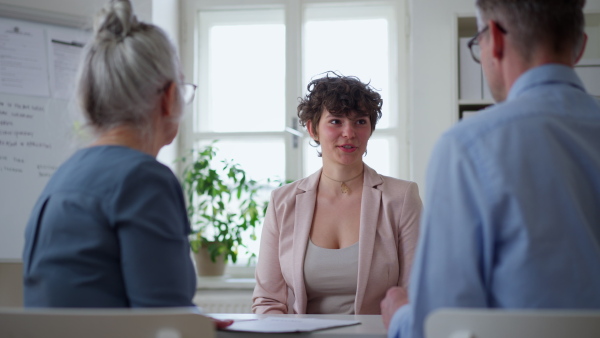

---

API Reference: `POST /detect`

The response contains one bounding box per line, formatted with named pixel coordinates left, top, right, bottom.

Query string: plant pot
left=193, top=247, right=226, bottom=277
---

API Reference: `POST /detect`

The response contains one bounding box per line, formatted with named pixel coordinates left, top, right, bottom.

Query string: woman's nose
left=342, top=123, right=356, bottom=138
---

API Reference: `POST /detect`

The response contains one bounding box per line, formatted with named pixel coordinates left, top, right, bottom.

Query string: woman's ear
left=161, top=81, right=178, bottom=118
left=306, top=120, right=318, bottom=141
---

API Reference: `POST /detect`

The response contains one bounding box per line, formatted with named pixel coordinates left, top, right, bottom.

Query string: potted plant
left=180, top=142, right=271, bottom=276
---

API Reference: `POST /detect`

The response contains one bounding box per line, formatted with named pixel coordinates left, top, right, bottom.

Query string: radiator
left=194, top=290, right=253, bottom=314
left=196, top=301, right=253, bottom=314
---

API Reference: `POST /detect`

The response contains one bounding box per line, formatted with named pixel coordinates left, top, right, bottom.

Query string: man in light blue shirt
left=382, top=1, right=600, bottom=337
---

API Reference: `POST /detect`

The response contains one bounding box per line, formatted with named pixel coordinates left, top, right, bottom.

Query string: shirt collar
left=507, top=63, right=586, bottom=101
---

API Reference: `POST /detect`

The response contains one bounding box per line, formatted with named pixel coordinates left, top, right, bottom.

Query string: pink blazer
left=252, top=164, right=422, bottom=314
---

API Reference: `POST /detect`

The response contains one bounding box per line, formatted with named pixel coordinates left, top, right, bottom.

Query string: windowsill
left=196, top=264, right=256, bottom=290
left=196, top=276, right=256, bottom=290
left=224, top=264, right=256, bottom=278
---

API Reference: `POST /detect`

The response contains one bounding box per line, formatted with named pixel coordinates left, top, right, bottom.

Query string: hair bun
left=94, top=0, right=139, bottom=40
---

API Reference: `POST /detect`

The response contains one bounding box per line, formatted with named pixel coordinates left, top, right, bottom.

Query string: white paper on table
left=224, top=317, right=361, bottom=333
left=0, top=20, right=50, bottom=97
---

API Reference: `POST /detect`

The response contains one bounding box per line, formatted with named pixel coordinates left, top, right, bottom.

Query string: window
left=194, top=9, right=286, bottom=182
left=180, top=0, right=408, bottom=265
left=302, top=4, right=398, bottom=176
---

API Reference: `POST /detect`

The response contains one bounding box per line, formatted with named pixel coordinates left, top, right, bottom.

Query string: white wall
left=152, top=0, right=180, bottom=172
left=408, top=0, right=473, bottom=189
left=0, top=0, right=152, bottom=26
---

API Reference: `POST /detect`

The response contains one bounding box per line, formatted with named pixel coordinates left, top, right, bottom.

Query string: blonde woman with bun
left=23, top=0, right=200, bottom=309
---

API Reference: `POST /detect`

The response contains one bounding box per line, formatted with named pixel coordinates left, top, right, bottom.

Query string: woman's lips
left=338, top=145, right=357, bottom=153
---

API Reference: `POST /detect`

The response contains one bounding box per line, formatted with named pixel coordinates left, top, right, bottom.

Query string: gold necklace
left=322, top=170, right=364, bottom=194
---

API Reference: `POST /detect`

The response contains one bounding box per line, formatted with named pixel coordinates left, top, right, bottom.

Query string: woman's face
left=160, top=81, right=185, bottom=146
left=309, top=109, right=372, bottom=167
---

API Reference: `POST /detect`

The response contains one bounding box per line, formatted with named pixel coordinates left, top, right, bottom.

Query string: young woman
left=252, top=72, right=423, bottom=314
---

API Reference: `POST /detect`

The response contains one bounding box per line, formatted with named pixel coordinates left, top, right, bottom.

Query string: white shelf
left=459, top=100, right=494, bottom=105
left=576, top=58, right=600, bottom=66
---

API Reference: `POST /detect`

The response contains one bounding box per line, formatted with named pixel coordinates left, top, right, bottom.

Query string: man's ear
left=574, top=33, right=588, bottom=65
left=306, top=120, right=318, bottom=141
left=489, top=20, right=505, bottom=61
left=161, top=81, right=177, bottom=117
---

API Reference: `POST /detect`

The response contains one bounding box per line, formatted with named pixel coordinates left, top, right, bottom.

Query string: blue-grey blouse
left=23, top=146, right=196, bottom=308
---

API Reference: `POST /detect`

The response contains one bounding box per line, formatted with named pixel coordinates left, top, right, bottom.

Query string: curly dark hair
left=297, top=72, right=383, bottom=144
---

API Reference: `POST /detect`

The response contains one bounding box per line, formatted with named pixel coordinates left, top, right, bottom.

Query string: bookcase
left=575, top=13, right=600, bottom=98
left=456, top=12, right=600, bottom=121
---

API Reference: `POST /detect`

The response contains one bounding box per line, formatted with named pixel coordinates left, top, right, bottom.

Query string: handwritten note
left=0, top=94, right=76, bottom=259
left=0, top=99, right=52, bottom=164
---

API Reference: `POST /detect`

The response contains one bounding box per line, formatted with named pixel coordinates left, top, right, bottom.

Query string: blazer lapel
left=291, top=169, right=321, bottom=313
left=355, top=164, right=383, bottom=312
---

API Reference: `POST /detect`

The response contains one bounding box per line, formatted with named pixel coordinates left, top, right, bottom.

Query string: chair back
left=0, top=261, right=23, bottom=307
left=0, top=307, right=215, bottom=338
left=426, top=308, right=600, bottom=338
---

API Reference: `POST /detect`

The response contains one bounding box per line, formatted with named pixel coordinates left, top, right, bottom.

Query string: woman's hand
left=211, top=317, right=234, bottom=330
left=380, top=286, right=409, bottom=329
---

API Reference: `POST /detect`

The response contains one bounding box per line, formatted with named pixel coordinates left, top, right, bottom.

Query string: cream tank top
left=303, top=239, right=359, bottom=314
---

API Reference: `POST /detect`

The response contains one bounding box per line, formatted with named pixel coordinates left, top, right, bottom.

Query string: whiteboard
left=0, top=17, right=89, bottom=260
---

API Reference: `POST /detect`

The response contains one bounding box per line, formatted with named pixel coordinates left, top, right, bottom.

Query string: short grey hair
left=476, top=0, right=586, bottom=61
left=77, top=0, right=182, bottom=134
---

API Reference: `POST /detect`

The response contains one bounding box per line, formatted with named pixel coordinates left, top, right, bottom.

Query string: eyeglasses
left=157, top=82, right=198, bottom=105
left=182, top=83, right=198, bottom=105
left=467, top=22, right=507, bottom=63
